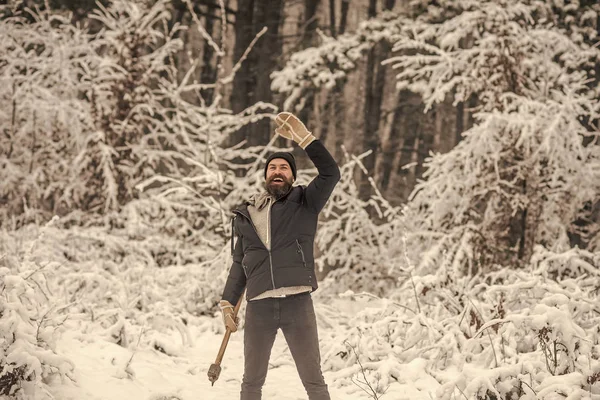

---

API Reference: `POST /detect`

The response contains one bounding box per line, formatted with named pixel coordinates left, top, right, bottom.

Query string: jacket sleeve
left=303, top=140, right=341, bottom=213
left=221, top=219, right=246, bottom=305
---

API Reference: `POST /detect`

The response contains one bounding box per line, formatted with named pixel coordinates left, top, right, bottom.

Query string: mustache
left=268, top=175, right=288, bottom=182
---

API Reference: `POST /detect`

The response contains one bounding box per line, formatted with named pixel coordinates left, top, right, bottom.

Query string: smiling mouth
left=272, top=178, right=284, bottom=183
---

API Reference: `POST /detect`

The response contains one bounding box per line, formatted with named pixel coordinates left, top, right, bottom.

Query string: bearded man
left=219, top=112, right=340, bottom=400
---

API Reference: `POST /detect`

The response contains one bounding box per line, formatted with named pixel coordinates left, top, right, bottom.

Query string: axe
left=207, top=292, right=244, bottom=386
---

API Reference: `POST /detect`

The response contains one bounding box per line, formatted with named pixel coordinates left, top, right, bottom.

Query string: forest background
left=1, top=0, right=600, bottom=399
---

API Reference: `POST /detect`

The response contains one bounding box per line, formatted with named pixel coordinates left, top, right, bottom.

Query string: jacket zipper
left=233, top=209, right=276, bottom=290
left=296, top=239, right=307, bottom=268
left=267, top=201, right=276, bottom=289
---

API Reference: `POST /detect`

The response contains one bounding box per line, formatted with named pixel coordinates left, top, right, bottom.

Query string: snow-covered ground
left=53, top=325, right=313, bottom=400
left=45, top=299, right=431, bottom=400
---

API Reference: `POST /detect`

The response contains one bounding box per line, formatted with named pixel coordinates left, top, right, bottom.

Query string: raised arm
left=303, top=140, right=340, bottom=213
left=274, top=112, right=341, bottom=213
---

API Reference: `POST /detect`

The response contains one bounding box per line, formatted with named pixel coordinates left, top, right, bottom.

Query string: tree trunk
left=230, top=0, right=254, bottom=145
left=455, top=100, right=464, bottom=143
left=359, top=0, right=394, bottom=201
left=339, top=0, right=349, bottom=34
left=303, top=0, right=320, bottom=45
left=295, top=0, right=321, bottom=144
left=375, top=95, right=402, bottom=193
left=230, top=0, right=283, bottom=147
left=200, top=12, right=216, bottom=104
left=386, top=91, right=423, bottom=202
left=329, top=0, right=336, bottom=37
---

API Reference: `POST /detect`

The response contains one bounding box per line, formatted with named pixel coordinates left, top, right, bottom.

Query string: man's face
left=265, top=158, right=294, bottom=198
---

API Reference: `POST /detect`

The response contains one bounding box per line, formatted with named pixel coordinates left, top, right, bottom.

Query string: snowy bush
left=0, top=218, right=74, bottom=399
left=321, top=246, right=600, bottom=399
left=314, top=147, right=406, bottom=297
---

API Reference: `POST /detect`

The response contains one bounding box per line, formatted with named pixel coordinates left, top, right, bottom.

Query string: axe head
left=207, top=363, right=221, bottom=386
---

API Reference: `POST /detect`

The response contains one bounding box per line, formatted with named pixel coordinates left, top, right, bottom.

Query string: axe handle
left=214, top=291, right=245, bottom=365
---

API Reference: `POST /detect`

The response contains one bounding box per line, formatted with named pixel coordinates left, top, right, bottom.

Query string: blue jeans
left=240, top=292, right=330, bottom=400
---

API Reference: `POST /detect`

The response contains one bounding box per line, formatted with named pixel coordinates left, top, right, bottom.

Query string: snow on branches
left=0, top=218, right=74, bottom=399
left=407, top=90, right=600, bottom=271
left=81, top=0, right=275, bottom=216
left=396, top=0, right=600, bottom=270
left=271, top=11, right=402, bottom=111
left=0, top=6, right=95, bottom=227
left=384, top=0, right=600, bottom=112
left=320, top=247, right=600, bottom=399
left=0, top=0, right=277, bottom=227
left=313, top=147, right=407, bottom=297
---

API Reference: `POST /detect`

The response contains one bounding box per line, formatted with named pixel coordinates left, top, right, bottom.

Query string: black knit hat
left=264, top=152, right=297, bottom=180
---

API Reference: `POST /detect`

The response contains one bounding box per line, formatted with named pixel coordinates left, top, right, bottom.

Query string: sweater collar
left=248, top=191, right=275, bottom=211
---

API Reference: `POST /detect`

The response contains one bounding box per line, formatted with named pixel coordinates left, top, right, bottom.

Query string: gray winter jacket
left=221, top=140, right=340, bottom=305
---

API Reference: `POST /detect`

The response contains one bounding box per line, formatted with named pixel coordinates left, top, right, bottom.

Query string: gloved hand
left=219, top=300, right=238, bottom=332
left=274, top=112, right=316, bottom=150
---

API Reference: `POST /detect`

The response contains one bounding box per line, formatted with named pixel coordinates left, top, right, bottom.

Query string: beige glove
left=274, top=112, right=316, bottom=150
left=219, top=300, right=238, bottom=332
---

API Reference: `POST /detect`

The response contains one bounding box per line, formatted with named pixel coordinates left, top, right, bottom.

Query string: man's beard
left=265, top=176, right=293, bottom=199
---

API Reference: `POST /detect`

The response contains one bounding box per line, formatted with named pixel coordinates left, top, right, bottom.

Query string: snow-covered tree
left=0, top=5, right=95, bottom=227
left=0, top=0, right=276, bottom=226
left=392, top=0, right=600, bottom=271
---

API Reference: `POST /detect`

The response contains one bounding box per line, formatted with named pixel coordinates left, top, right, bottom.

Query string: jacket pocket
left=295, top=240, right=307, bottom=268
left=242, top=251, right=268, bottom=278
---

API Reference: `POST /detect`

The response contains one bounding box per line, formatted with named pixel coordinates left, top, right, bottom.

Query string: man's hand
left=219, top=300, right=238, bottom=332
left=274, top=112, right=316, bottom=149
